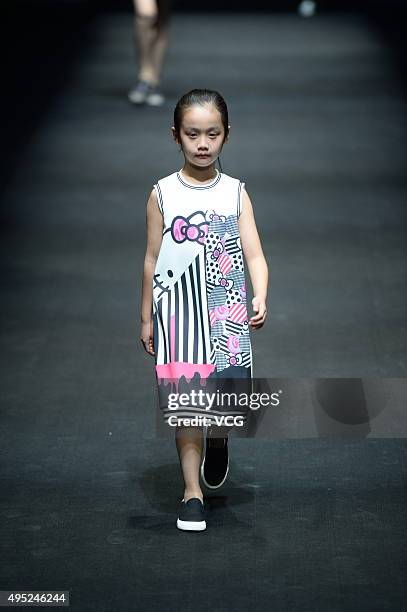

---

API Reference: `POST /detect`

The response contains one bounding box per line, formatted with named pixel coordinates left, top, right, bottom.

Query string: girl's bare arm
left=140, top=188, right=163, bottom=354
left=238, top=187, right=269, bottom=329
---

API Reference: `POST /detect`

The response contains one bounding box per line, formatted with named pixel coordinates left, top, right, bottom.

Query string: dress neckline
left=177, top=168, right=221, bottom=189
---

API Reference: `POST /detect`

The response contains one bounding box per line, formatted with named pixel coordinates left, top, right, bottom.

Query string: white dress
left=152, top=168, right=253, bottom=424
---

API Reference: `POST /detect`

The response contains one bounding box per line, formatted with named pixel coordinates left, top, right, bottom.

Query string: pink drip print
left=156, top=313, right=216, bottom=393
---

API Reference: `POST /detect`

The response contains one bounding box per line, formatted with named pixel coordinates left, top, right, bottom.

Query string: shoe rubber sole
left=145, top=95, right=165, bottom=106
left=176, top=518, right=206, bottom=531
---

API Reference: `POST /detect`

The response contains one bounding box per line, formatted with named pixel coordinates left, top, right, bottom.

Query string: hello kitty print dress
left=152, top=168, right=253, bottom=424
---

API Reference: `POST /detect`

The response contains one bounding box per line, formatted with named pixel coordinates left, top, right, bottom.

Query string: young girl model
left=140, top=89, right=268, bottom=531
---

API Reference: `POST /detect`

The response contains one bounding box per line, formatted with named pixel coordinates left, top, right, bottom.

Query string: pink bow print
left=171, top=214, right=209, bottom=245
left=208, top=210, right=226, bottom=223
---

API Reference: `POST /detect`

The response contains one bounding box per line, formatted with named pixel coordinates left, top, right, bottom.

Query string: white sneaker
left=146, top=85, right=165, bottom=106
left=128, top=80, right=151, bottom=104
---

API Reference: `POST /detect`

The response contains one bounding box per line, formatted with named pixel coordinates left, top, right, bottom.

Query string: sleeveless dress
left=152, top=168, right=254, bottom=427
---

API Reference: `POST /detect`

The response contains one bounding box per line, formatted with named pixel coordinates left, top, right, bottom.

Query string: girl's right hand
left=140, top=319, right=155, bottom=356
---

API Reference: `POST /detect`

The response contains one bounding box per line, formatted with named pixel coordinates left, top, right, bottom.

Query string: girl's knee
left=175, top=424, right=204, bottom=439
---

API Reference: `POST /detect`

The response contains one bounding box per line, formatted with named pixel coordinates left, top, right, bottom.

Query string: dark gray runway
left=1, top=10, right=407, bottom=612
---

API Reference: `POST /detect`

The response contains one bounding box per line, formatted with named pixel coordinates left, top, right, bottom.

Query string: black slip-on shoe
left=200, top=436, right=229, bottom=490
left=176, top=497, right=206, bottom=531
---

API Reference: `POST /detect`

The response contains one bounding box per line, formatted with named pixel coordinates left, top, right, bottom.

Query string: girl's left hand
left=249, top=296, right=267, bottom=330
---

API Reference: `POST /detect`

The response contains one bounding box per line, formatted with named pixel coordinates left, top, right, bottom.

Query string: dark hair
left=173, top=89, right=229, bottom=172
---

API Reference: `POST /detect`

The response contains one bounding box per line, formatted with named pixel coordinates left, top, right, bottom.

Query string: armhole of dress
left=153, top=183, right=164, bottom=217
left=237, top=181, right=245, bottom=219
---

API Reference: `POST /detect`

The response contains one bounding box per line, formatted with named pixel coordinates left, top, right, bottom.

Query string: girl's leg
left=132, top=0, right=159, bottom=85
left=175, top=425, right=204, bottom=503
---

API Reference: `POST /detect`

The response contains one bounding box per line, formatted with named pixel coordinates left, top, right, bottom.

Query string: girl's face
left=173, top=103, right=228, bottom=169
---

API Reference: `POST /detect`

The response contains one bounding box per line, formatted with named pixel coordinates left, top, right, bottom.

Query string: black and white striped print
left=153, top=249, right=212, bottom=366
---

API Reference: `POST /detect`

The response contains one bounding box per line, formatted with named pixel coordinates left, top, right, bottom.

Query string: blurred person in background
left=128, top=0, right=173, bottom=106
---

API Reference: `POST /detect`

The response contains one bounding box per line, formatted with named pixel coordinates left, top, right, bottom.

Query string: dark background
left=1, top=0, right=406, bottom=196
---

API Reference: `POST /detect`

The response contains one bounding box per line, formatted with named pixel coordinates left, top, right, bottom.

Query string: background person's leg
left=149, top=0, right=172, bottom=86
left=148, top=23, right=169, bottom=88
left=132, top=0, right=159, bottom=85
